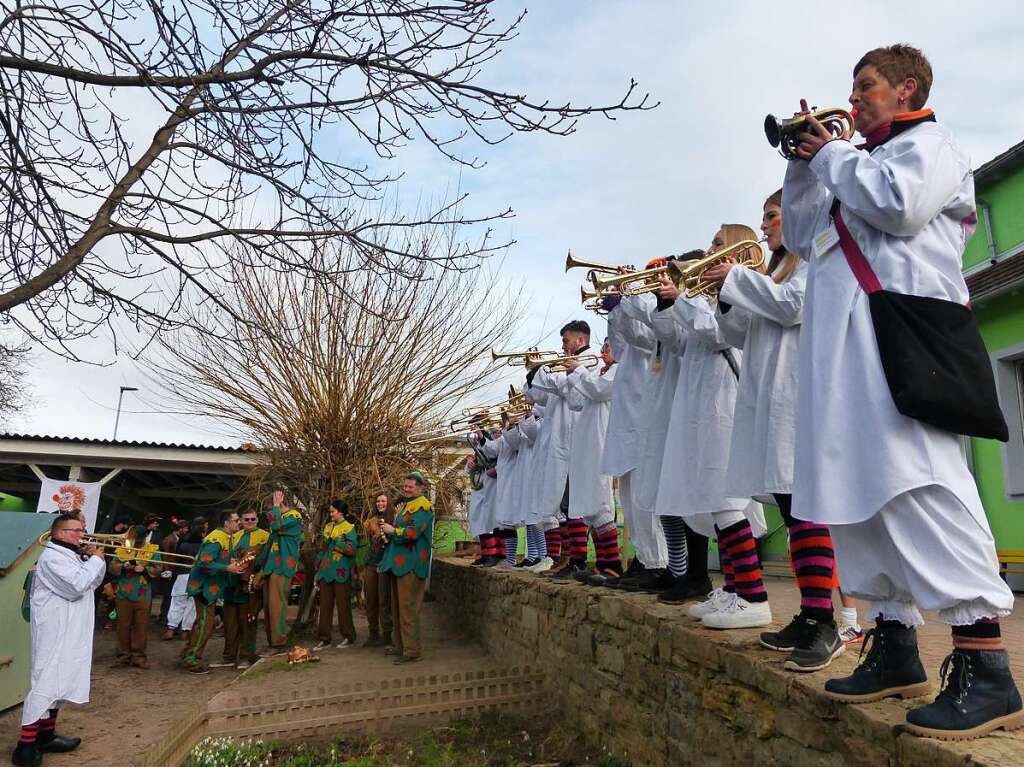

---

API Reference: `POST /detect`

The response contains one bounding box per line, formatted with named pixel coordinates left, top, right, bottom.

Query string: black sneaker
left=470, top=556, right=488, bottom=566
left=573, top=566, right=594, bottom=583
left=760, top=614, right=811, bottom=652
left=657, top=575, right=713, bottom=604
left=514, top=558, right=537, bottom=569
left=824, top=621, right=930, bottom=703
left=637, top=569, right=675, bottom=593
left=784, top=619, right=844, bottom=672
left=606, top=561, right=645, bottom=589
left=904, top=649, right=1024, bottom=740
left=479, top=555, right=503, bottom=568
left=586, top=568, right=622, bottom=587
left=550, top=564, right=586, bottom=584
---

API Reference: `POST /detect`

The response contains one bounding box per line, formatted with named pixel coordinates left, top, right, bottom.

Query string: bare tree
left=0, top=1, right=652, bottom=357
left=0, top=342, right=28, bottom=424
left=148, top=221, right=526, bottom=624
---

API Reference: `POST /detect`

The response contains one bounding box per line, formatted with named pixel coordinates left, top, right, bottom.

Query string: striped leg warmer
left=659, top=516, right=689, bottom=578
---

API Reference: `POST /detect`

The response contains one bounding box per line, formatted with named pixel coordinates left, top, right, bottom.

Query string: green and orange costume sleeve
left=185, top=528, right=234, bottom=602
left=262, top=506, right=303, bottom=578
left=315, top=521, right=358, bottom=584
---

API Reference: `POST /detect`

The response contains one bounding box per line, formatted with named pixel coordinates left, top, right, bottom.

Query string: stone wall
left=432, top=559, right=1009, bottom=767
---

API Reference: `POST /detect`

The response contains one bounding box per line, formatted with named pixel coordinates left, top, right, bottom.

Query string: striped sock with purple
left=592, top=523, right=622, bottom=573
left=720, top=519, right=767, bottom=603
left=566, top=518, right=589, bottom=564
left=545, top=527, right=561, bottom=560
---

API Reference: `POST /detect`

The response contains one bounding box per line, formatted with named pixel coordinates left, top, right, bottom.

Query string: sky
left=10, top=1, right=1024, bottom=446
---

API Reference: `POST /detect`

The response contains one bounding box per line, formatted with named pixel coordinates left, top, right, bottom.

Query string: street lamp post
left=113, top=386, right=138, bottom=441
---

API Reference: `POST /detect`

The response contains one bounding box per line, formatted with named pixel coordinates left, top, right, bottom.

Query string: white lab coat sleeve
left=519, top=415, right=539, bottom=443
left=568, top=365, right=616, bottom=402
left=610, top=300, right=657, bottom=351
left=650, top=306, right=685, bottom=355
left=530, top=366, right=571, bottom=398
left=36, top=551, right=106, bottom=601
left=715, top=303, right=750, bottom=349
left=504, top=427, right=523, bottom=451
left=670, top=296, right=731, bottom=350
left=782, top=158, right=829, bottom=261
left=719, top=260, right=807, bottom=327
left=808, top=129, right=965, bottom=237
left=480, top=436, right=501, bottom=460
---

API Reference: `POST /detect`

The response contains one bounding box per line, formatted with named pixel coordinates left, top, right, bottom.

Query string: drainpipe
left=977, top=198, right=998, bottom=264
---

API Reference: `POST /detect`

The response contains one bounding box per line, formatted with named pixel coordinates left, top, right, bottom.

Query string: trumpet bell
left=564, top=251, right=623, bottom=275
left=764, top=107, right=856, bottom=159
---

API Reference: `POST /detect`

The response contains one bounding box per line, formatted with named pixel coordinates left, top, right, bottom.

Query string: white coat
left=468, top=463, right=498, bottom=538
left=567, top=363, right=617, bottom=527
left=23, top=542, right=107, bottom=725
left=783, top=119, right=982, bottom=527
left=656, top=295, right=765, bottom=538
left=527, top=366, right=579, bottom=518
left=482, top=427, right=523, bottom=529
left=601, top=303, right=655, bottom=477
left=717, top=260, right=807, bottom=499
left=627, top=295, right=684, bottom=519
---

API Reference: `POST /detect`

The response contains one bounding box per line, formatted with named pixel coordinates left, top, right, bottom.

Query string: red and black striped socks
left=776, top=494, right=835, bottom=623
left=566, top=518, right=589, bottom=565
left=592, top=523, right=622, bottom=574
left=718, top=520, right=767, bottom=603
left=952, top=618, right=1005, bottom=652
left=18, top=723, right=38, bottom=746
left=544, top=527, right=562, bottom=561
left=18, top=709, right=57, bottom=746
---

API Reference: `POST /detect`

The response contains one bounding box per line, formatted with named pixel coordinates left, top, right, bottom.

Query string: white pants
left=620, top=472, right=667, bottom=568
left=166, top=574, right=197, bottom=631
left=830, top=485, right=1014, bottom=627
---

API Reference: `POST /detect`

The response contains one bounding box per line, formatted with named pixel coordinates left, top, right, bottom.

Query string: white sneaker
left=527, top=556, right=554, bottom=573
left=335, top=639, right=353, bottom=649
left=687, top=588, right=728, bottom=619
left=312, top=640, right=330, bottom=651
left=701, top=595, right=772, bottom=629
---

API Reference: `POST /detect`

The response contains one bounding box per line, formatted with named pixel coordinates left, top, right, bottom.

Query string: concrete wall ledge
left=432, top=558, right=1024, bottom=767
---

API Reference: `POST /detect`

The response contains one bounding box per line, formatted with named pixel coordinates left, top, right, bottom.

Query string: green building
left=963, top=139, right=1024, bottom=571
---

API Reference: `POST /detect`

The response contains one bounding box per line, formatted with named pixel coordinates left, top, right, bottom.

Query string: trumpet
left=530, top=353, right=601, bottom=373
left=564, top=251, right=631, bottom=275
left=461, top=386, right=525, bottom=416
left=764, top=107, right=857, bottom=159
left=589, top=240, right=765, bottom=299
left=491, top=348, right=561, bottom=366
left=580, top=286, right=609, bottom=315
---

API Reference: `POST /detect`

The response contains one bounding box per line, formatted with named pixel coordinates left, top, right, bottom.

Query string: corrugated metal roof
left=0, top=432, right=253, bottom=453
left=0, top=511, right=52, bottom=573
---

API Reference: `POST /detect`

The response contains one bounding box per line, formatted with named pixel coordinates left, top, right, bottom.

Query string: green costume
left=185, top=528, right=234, bottom=601
left=262, top=506, right=303, bottom=577
left=378, top=496, right=434, bottom=579
left=111, top=544, right=162, bottom=601
left=315, top=521, right=357, bottom=584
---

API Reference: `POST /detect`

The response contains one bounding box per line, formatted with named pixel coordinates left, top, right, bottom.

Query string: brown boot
left=162, top=628, right=175, bottom=641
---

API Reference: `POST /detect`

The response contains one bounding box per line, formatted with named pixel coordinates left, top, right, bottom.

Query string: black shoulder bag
left=833, top=205, right=1008, bottom=441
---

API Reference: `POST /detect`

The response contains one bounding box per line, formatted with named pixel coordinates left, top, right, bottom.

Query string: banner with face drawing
left=36, top=479, right=103, bottom=533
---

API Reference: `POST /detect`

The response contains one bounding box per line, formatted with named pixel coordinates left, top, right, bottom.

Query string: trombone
left=764, top=107, right=856, bottom=159
left=38, top=528, right=197, bottom=568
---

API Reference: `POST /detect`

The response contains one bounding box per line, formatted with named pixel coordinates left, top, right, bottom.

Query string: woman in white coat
left=14, top=514, right=106, bottom=766
left=783, top=44, right=1019, bottom=738
left=480, top=424, right=523, bottom=569
left=564, top=339, right=621, bottom=583
left=602, top=293, right=669, bottom=588
left=704, top=190, right=844, bottom=672
left=655, top=225, right=769, bottom=627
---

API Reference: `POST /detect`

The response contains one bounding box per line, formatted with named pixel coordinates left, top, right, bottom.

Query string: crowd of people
left=13, top=474, right=436, bottom=767
left=463, top=44, right=1021, bottom=743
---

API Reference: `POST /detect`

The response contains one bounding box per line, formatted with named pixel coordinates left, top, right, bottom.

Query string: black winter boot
left=823, top=621, right=930, bottom=703
left=606, top=559, right=643, bottom=589
left=35, top=733, right=81, bottom=753
left=904, top=649, right=1024, bottom=740
left=10, top=742, right=41, bottom=767
left=636, top=568, right=674, bottom=593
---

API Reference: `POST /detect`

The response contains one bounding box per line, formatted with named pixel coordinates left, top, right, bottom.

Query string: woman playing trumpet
left=655, top=224, right=769, bottom=625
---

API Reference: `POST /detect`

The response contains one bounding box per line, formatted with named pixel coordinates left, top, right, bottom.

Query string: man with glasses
left=213, top=511, right=268, bottom=670
left=13, top=513, right=106, bottom=767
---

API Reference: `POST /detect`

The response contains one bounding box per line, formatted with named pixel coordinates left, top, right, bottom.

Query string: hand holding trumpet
left=793, top=98, right=854, bottom=161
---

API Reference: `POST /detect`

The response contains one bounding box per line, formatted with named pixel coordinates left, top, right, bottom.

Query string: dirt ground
left=0, top=606, right=256, bottom=767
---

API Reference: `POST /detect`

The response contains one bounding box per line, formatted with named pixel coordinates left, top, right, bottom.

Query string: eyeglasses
left=64, top=527, right=86, bottom=533
left=242, top=517, right=257, bottom=522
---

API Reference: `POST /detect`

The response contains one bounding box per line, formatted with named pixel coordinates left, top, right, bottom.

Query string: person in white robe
left=704, top=189, right=847, bottom=672
left=479, top=425, right=523, bottom=569
left=563, top=339, right=621, bottom=583
left=516, top=406, right=553, bottom=572
left=521, top=399, right=563, bottom=566
left=14, top=514, right=106, bottom=766
left=602, top=293, right=669, bottom=586
left=654, top=226, right=769, bottom=629
left=783, top=44, right=1019, bottom=738
left=525, top=320, right=590, bottom=579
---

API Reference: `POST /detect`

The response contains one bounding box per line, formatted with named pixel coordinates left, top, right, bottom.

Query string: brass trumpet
left=530, top=354, right=601, bottom=373
left=490, top=348, right=561, bottom=366
left=461, top=386, right=525, bottom=416
left=764, top=107, right=856, bottom=159
left=564, top=251, right=630, bottom=275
